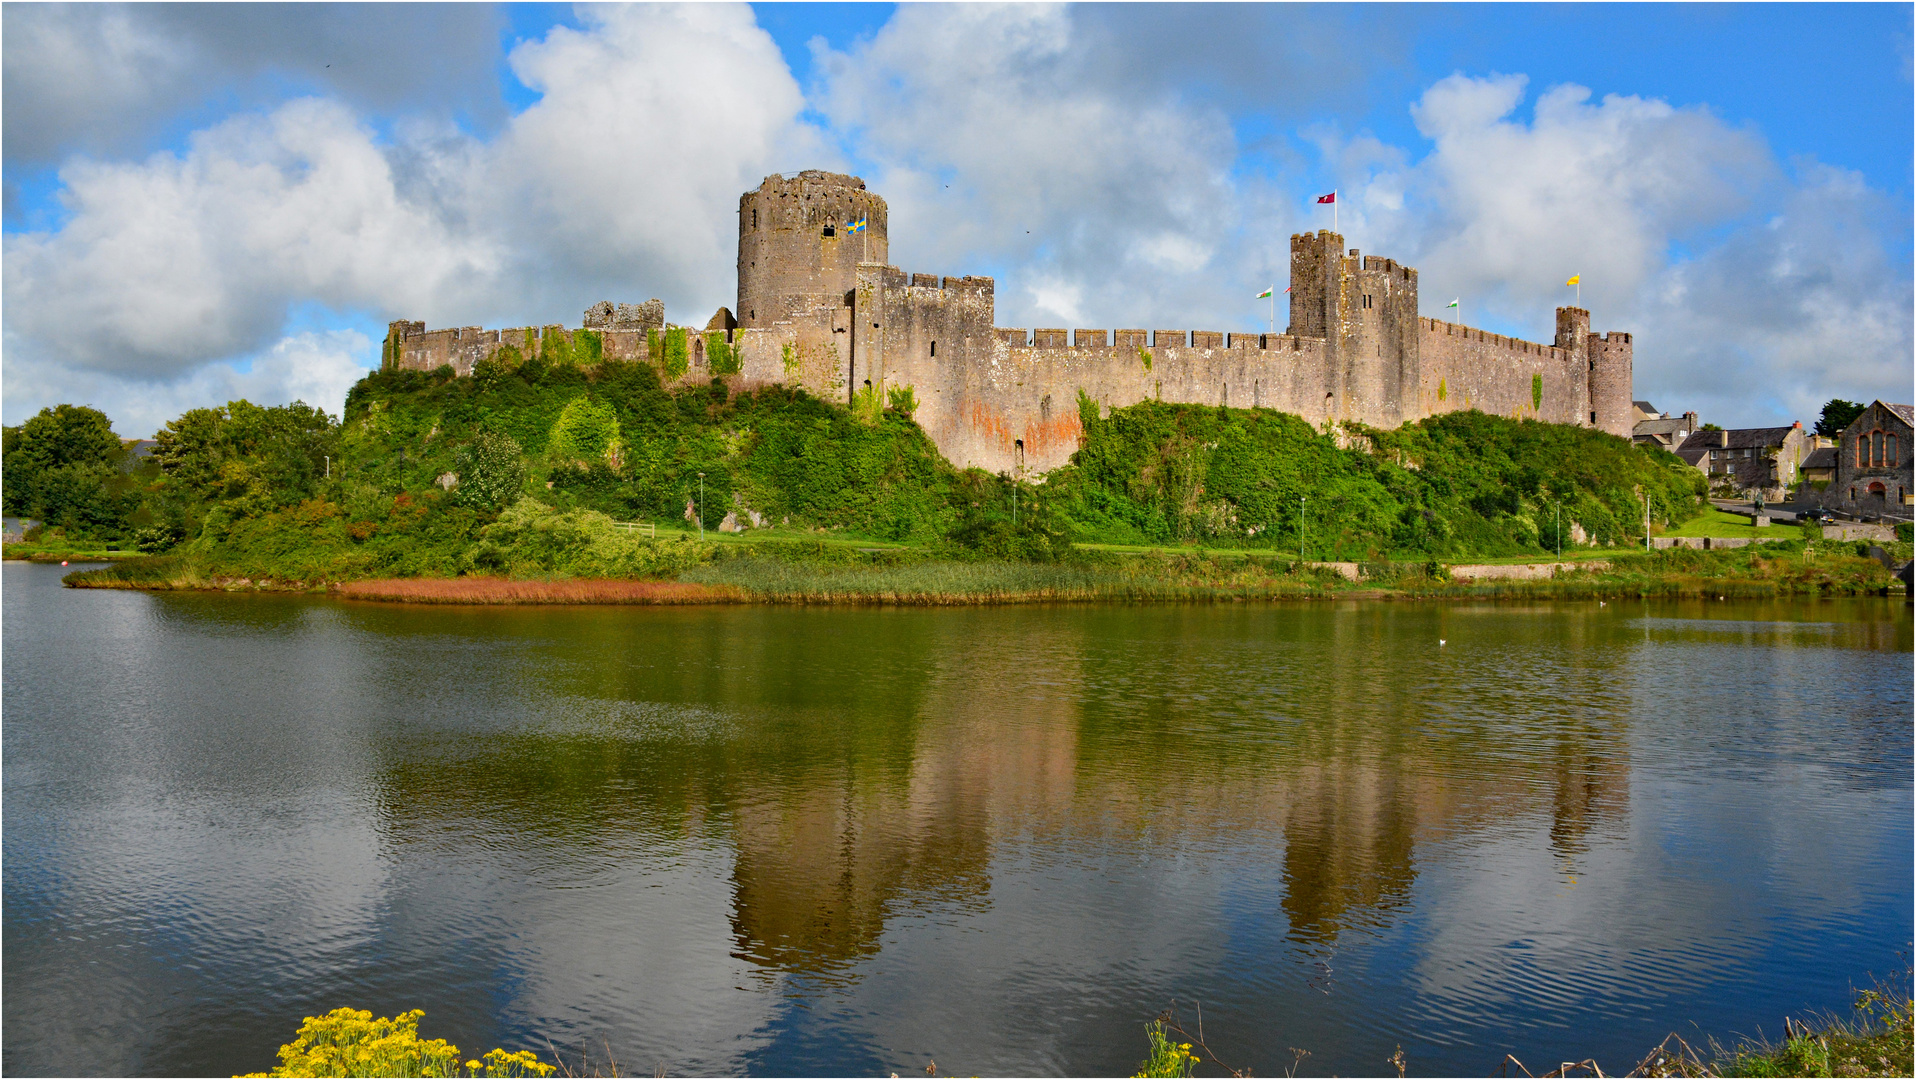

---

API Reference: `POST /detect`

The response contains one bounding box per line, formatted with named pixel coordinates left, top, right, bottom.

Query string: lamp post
left=1299, top=495, right=1307, bottom=562
left=1555, top=500, right=1561, bottom=559
left=697, top=472, right=705, bottom=542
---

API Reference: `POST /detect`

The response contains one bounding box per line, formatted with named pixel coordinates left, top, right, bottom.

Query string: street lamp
left=1299, top=495, right=1307, bottom=562
left=697, top=472, right=705, bottom=541
left=1555, top=500, right=1561, bottom=559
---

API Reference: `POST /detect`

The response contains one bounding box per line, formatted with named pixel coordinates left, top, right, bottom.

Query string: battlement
left=1359, top=255, right=1417, bottom=282
left=992, top=326, right=1320, bottom=354
left=582, top=299, right=665, bottom=331
left=1421, top=317, right=1564, bottom=358
left=380, top=171, right=1634, bottom=475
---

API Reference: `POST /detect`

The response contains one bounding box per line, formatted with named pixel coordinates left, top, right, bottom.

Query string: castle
left=387, top=170, right=1634, bottom=475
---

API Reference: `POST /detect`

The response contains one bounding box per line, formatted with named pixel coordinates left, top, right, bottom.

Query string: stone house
left=1676, top=423, right=1808, bottom=500
left=1798, top=444, right=1839, bottom=486
left=1632, top=404, right=1700, bottom=450
left=1831, top=400, right=1913, bottom=520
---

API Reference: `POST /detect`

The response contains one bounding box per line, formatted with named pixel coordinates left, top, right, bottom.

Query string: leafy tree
left=454, top=430, right=528, bottom=511
left=153, top=400, right=337, bottom=510
left=547, top=396, right=623, bottom=466
left=1, top=404, right=132, bottom=533
left=1815, top=398, right=1867, bottom=438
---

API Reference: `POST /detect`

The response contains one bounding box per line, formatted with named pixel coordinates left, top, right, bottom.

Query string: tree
left=455, top=429, right=528, bottom=511
left=1, top=404, right=127, bottom=524
left=547, top=396, right=623, bottom=467
left=153, top=400, right=337, bottom=507
left=1815, top=398, right=1867, bottom=438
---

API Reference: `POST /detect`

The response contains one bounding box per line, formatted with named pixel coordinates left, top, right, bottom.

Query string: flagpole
left=1332, top=191, right=1337, bottom=234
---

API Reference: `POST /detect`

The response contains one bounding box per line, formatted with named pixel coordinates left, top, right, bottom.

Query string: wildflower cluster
left=241, top=1007, right=556, bottom=1078
left=1133, top=1019, right=1199, bottom=1079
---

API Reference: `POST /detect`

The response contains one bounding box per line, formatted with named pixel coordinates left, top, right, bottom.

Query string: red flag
left=1315, top=192, right=1336, bottom=204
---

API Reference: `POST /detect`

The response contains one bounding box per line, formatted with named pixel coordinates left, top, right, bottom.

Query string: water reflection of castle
left=721, top=610, right=1633, bottom=973
left=370, top=608, right=1634, bottom=976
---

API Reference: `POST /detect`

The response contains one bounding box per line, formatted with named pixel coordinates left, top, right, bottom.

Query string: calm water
left=4, top=561, right=1910, bottom=1077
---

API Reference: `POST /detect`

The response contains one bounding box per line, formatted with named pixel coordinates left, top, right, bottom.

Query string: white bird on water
left=1439, top=638, right=1446, bottom=646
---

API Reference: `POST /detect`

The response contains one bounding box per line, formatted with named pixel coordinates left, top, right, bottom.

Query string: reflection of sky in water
left=4, top=562, right=1910, bottom=1077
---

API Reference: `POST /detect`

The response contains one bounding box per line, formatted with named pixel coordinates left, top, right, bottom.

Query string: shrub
left=454, top=430, right=528, bottom=512
left=241, top=1007, right=555, bottom=1078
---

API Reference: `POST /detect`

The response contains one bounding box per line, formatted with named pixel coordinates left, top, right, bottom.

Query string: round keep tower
left=736, top=171, right=888, bottom=329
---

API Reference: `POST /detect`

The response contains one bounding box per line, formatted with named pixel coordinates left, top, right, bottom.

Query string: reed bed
left=678, top=555, right=1320, bottom=604
left=336, top=578, right=747, bottom=605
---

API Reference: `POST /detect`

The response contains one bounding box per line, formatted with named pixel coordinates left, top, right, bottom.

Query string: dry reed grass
left=335, top=578, right=747, bottom=605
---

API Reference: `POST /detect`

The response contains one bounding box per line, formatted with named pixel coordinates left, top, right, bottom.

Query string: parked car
left=1800, top=508, right=1834, bottom=524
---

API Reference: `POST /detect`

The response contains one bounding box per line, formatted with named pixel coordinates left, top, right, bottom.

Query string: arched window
left=1888, top=433, right=1899, bottom=468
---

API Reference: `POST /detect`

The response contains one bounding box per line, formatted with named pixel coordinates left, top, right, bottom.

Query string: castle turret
left=1288, top=231, right=1420, bottom=425
left=737, top=171, right=888, bottom=329
left=1588, top=330, right=1634, bottom=438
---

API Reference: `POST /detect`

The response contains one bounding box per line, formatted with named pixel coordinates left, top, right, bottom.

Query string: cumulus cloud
left=3, top=7, right=1907, bottom=435
left=810, top=4, right=1289, bottom=332
left=3, top=3, right=817, bottom=429
left=1, top=3, right=506, bottom=167
left=5, top=99, right=501, bottom=377
left=486, top=3, right=827, bottom=313
left=3, top=329, right=373, bottom=439
left=1325, top=72, right=1909, bottom=423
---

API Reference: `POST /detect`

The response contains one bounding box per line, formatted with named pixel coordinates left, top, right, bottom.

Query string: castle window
left=823, top=225, right=835, bottom=237
left=930, top=340, right=936, bottom=357
left=1591, top=412, right=1598, bottom=423
left=752, top=209, right=758, bottom=228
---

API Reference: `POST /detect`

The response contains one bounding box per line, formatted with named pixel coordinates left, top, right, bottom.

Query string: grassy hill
left=13, top=351, right=1715, bottom=584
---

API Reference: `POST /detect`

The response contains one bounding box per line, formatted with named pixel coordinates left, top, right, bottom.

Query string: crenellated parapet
left=379, top=170, right=1635, bottom=475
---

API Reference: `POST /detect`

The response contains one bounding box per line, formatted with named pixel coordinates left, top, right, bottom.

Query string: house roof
left=1802, top=446, right=1837, bottom=470
left=1676, top=447, right=1708, bottom=468
left=1634, top=400, right=1658, bottom=414
left=1676, top=426, right=1798, bottom=452
left=1634, top=416, right=1693, bottom=437
left=1840, top=401, right=1914, bottom=436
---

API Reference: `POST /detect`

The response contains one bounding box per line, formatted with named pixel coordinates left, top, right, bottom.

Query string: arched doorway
left=1867, top=481, right=1887, bottom=509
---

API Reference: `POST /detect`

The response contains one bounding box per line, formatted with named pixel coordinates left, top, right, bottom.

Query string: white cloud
left=1, top=3, right=505, bottom=166
left=2, top=3, right=817, bottom=431
left=3, top=329, right=373, bottom=439
left=485, top=3, right=827, bottom=315
left=5, top=98, right=500, bottom=380
left=3, top=10, right=1908, bottom=436
left=1326, top=73, right=1909, bottom=424
left=810, top=4, right=1288, bottom=332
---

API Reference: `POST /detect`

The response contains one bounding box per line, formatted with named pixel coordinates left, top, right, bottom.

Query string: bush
left=240, top=1007, right=555, bottom=1078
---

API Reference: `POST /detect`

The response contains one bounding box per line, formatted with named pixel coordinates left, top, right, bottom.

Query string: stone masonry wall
left=383, top=174, right=1635, bottom=478
left=1416, top=319, right=1587, bottom=426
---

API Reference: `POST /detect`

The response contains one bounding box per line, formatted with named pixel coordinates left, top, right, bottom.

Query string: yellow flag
left=1566, top=275, right=1581, bottom=286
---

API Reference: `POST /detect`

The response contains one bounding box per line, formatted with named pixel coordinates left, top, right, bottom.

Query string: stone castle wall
left=386, top=170, right=1635, bottom=476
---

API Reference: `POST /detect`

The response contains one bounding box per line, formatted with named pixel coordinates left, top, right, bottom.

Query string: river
left=4, top=560, right=1910, bottom=1076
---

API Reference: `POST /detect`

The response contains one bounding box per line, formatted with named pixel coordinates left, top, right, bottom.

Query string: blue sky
left=4, top=3, right=1910, bottom=436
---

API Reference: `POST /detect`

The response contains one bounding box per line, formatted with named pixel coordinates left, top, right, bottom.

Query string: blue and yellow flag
left=845, top=216, right=867, bottom=233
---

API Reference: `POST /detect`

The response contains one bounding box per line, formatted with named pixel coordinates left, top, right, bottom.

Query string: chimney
left=1719, top=430, right=1729, bottom=448
left=1792, top=420, right=1802, bottom=429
